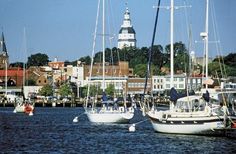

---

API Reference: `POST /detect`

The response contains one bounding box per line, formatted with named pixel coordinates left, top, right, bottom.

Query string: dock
left=0, top=98, right=84, bottom=107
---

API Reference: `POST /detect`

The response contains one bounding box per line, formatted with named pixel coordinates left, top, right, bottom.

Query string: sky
left=0, top=0, right=236, bottom=63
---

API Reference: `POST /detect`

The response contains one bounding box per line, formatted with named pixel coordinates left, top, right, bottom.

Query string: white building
left=152, top=74, right=203, bottom=93
left=152, top=74, right=186, bottom=92
left=85, top=76, right=128, bottom=95
left=118, top=6, right=136, bottom=49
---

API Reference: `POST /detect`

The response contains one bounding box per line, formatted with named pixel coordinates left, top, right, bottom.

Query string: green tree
left=105, top=84, right=115, bottom=96
left=222, top=53, right=236, bottom=67
left=26, top=79, right=36, bottom=86
left=164, top=42, right=189, bottom=73
left=79, top=56, right=91, bottom=65
left=134, top=64, right=147, bottom=77
left=152, top=45, right=164, bottom=67
left=82, top=85, right=102, bottom=97
left=58, top=83, right=72, bottom=98
left=9, top=62, right=24, bottom=68
left=129, top=47, right=148, bottom=68
left=27, top=53, right=49, bottom=67
left=38, top=84, right=53, bottom=96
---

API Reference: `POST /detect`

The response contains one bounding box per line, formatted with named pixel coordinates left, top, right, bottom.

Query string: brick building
left=0, top=68, right=24, bottom=87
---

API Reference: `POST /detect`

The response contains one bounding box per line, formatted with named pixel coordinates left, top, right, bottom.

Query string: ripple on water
left=0, top=107, right=236, bottom=153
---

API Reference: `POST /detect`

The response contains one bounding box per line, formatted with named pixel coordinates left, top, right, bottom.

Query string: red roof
left=0, top=69, right=24, bottom=76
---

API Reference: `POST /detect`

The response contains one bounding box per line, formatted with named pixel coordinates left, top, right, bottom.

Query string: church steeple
left=118, top=4, right=136, bottom=49
left=0, top=32, right=8, bottom=56
left=0, top=31, right=9, bottom=69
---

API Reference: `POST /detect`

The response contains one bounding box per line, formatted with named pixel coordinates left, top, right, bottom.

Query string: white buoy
left=29, top=111, right=34, bottom=116
left=73, top=116, right=79, bottom=123
left=129, top=124, right=136, bottom=132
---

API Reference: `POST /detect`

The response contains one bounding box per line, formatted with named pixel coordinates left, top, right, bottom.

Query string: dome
left=119, top=27, right=136, bottom=34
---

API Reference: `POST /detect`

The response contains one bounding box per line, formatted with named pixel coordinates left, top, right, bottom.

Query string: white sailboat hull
left=14, top=103, right=34, bottom=114
left=86, top=108, right=134, bottom=123
left=147, top=111, right=235, bottom=135
left=14, top=105, right=25, bottom=113
left=150, top=119, right=224, bottom=135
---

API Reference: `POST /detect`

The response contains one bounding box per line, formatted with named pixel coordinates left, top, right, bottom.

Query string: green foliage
left=208, top=62, right=236, bottom=77
left=105, top=84, right=115, bottom=96
left=26, top=79, right=36, bottom=86
left=222, top=53, right=236, bottom=67
left=9, top=62, right=24, bottom=68
left=58, top=83, right=72, bottom=97
left=79, top=56, right=91, bottom=65
left=134, top=64, right=147, bottom=77
left=27, top=53, right=49, bottom=67
left=211, top=53, right=236, bottom=77
left=164, top=42, right=189, bottom=72
left=38, top=84, right=53, bottom=96
left=82, top=85, right=102, bottom=97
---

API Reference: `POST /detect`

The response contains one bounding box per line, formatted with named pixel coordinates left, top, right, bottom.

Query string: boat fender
left=205, top=105, right=211, bottom=116
left=158, top=111, right=163, bottom=121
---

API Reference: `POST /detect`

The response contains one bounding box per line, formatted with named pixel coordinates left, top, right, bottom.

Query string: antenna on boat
left=200, top=0, right=209, bottom=90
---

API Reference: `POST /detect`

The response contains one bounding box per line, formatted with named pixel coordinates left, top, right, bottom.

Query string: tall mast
left=170, top=0, right=174, bottom=88
left=102, top=0, right=105, bottom=92
left=205, top=0, right=209, bottom=89
left=23, top=28, right=26, bottom=88
left=5, top=59, right=7, bottom=95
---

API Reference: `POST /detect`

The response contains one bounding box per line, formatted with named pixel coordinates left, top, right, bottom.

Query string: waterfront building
left=48, top=57, right=64, bottom=69
left=83, top=61, right=132, bottom=94
left=187, top=75, right=203, bottom=91
left=152, top=74, right=186, bottom=93
left=127, top=78, right=151, bottom=94
left=0, top=68, right=24, bottom=87
left=118, top=6, right=136, bottom=49
left=83, top=61, right=133, bottom=79
left=152, top=74, right=203, bottom=93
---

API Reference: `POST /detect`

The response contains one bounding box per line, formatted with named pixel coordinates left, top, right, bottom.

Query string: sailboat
left=146, top=0, right=236, bottom=135
left=13, top=29, right=34, bottom=115
left=84, top=0, right=134, bottom=123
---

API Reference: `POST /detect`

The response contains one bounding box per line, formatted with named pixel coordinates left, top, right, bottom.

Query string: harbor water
left=0, top=107, right=235, bottom=153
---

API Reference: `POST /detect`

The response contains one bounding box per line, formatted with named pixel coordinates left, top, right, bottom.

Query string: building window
left=179, top=84, right=184, bottom=89
left=166, top=84, right=170, bottom=89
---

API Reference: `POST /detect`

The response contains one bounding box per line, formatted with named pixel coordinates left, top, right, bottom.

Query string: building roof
left=0, top=32, right=8, bottom=56
left=119, top=27, right=136, bottom=34
left=0, top=69, right=24, bottom=76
